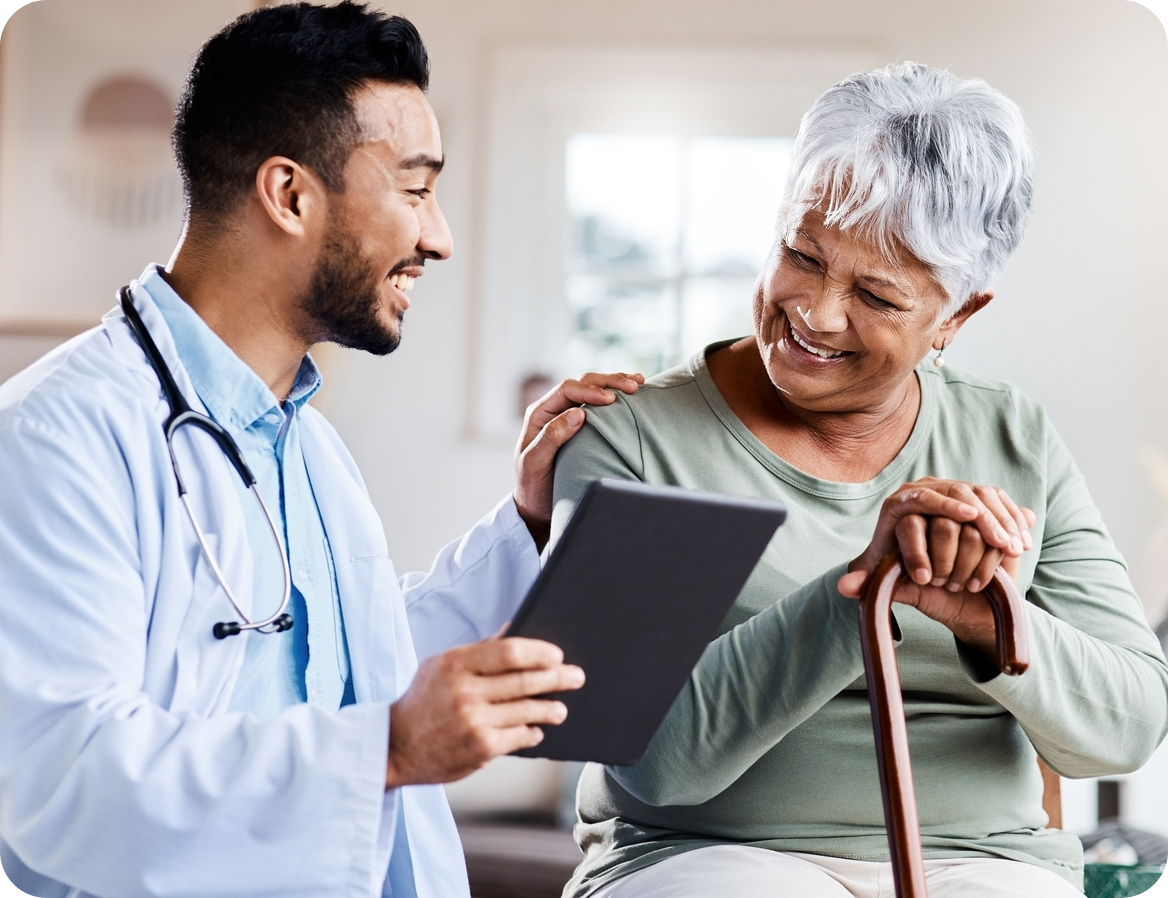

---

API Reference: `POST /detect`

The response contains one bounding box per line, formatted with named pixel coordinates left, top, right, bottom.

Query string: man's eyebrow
left=400, top=153, right=445, bottom=173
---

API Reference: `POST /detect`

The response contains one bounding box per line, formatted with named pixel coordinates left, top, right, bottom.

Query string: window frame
left=468, top=43, right=883, bottom=438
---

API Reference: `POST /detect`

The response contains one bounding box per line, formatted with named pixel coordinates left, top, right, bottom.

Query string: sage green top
left=549, top=346, right=1168, bottom=896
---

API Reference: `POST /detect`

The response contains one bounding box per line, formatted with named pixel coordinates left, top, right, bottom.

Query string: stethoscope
left=119, top=286, right=294, bottom=640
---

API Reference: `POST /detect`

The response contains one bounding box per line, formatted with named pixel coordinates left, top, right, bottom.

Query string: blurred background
left=2, top=0, right=1167, bottom=893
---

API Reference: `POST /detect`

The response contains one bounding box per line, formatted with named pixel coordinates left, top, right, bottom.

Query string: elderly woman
left=550, top=63, right=1168, bottom=898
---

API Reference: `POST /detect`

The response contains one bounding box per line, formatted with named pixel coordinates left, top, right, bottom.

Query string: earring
left=933, top=339, right=948, bottom=368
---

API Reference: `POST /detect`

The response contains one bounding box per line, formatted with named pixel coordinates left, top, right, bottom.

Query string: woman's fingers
left=857, top=487, right=978, bottom=573
left=843, top=480, right=1036, bottom=650
left=853, top=479, right=1035, bottom=590
left=915, top=479, right=1032, bottom=556
left=1002, top=492, right=1034, bottom=551
left=943, top=482, right=1016, bottom=553
left=888, top=487, right=980, bottom=521
left=836, top=569, right=869, bottom=598
left=974, top=486, right=1026, bottom=554
left=966, top=542, right=1004, bottom=594
left=895, top=514, right=932, bottom=585
left=947, top=524, right=995, bottom=591
left=925, top=516, right=962, bottom=586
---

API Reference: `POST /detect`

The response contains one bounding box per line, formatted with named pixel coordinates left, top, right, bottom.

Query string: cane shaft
left=858, top=555, right=1029, bottom=898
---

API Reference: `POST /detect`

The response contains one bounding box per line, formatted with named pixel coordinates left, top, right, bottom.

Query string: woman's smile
left=782, top=314, right=854, bottom=365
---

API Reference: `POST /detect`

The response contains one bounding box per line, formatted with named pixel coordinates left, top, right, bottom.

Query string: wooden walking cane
left=858, top=554, right=1030, bottom=898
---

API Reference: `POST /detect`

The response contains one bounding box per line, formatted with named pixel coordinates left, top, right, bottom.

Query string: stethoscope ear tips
left=273, top=614, right=294, bottom=633
left=213, top=621, right=242, bottom=640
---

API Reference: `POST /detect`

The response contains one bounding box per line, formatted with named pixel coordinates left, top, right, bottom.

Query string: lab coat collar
left=136, top=264, right=322, bottom=438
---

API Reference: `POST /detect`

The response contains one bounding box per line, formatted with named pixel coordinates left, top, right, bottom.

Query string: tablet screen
left=507, top=479, right=786, bottom=764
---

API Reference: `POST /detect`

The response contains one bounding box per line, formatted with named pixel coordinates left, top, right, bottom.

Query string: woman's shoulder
left=925, top=359, right=1046, bottom=411
left=920, top=363, right=1055, bottom=464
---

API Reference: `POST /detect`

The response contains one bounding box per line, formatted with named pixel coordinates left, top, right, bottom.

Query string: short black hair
left=173, top=2, right=429, bottom=220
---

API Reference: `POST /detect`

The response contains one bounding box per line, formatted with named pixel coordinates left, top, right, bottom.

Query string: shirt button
left=264, top=413, right=281, bottom=425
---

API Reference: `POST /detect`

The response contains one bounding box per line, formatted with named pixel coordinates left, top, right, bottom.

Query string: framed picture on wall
left=0, top=0, right=251, bottom=337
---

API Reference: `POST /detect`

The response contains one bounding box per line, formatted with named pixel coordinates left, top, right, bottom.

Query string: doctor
left=0, top=3, right=640, bottom=897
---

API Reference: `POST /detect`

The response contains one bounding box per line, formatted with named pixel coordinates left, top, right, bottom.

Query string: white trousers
left=590, top=845, right=1082, bottom=898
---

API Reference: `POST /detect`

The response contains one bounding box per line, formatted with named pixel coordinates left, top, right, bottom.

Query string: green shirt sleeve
left=961, top=414, right=1168, bottom=777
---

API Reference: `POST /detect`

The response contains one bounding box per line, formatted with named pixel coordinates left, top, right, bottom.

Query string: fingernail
left=554, top=703, right=568, bottom=722
left=946, top=581, right=962, bottom=592
left=967, top=578, right=981, bottom=592
left=931, top=577, right=946, bottom=587
left=1011, top=537, right=1023, bottom=554
left=570, top=667, right=585, bottom=686
left=914, top=568, right=931, bottom=584
left=565, top=408, right=585, bottom=426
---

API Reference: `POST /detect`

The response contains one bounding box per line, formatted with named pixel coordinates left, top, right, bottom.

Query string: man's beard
left=298, top=221, right=403, bottom=356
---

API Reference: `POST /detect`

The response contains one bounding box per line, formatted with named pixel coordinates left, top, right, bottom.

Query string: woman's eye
left=859, top=289, right=895, bottom=310
left=783, top=245, right=819, bottom=269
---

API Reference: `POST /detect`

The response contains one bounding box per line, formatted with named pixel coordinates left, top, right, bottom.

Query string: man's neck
left=164, top=228, right=313, bottom=403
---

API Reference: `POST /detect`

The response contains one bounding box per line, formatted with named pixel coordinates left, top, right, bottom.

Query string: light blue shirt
left=143, top=267, right=355, bottom=719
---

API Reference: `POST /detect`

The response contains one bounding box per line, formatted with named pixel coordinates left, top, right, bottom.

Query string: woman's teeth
left=791, top=327, right=845, bottom=359
left=389, top=273, right=416, bottom=291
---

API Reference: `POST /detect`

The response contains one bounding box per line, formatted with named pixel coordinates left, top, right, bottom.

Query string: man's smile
left=387, top=272, right=416, bottom=292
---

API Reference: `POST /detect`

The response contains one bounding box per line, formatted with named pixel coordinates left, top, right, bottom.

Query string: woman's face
left=754, top=209, right=955, bottom=414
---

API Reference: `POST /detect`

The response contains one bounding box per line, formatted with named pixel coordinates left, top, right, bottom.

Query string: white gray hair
left=778, top=62, right=1035, bottom=314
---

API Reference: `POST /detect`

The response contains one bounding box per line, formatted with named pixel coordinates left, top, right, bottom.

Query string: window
left=564, top=134, right=793, bottom=377
left=469, top=44, right=877, bottom=436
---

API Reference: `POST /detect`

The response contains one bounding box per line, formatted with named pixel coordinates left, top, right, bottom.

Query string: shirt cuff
left=345, top=702, right=397, bottom=896
left=503, top=493, right=537, bottom=543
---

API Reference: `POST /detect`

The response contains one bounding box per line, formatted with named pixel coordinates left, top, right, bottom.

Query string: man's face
left=299, top=81, right=452, bottom=354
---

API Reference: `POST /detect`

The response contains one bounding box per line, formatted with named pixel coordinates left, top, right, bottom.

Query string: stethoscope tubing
left=119, top=285, right=293, bottom=640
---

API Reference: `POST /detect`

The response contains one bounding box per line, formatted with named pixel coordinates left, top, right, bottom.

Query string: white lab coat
left=0, top=281, right=540, bottom=897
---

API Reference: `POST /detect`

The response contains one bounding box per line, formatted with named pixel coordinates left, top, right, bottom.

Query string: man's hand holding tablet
left=386, top=637, right=586, bottom=788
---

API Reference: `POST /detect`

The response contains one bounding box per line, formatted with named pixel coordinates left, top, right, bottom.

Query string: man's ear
left=254, top=156, right=325, bottom=237
left=935, top=291, right=993, bottom=348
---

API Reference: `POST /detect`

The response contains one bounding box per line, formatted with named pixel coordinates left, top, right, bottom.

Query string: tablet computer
left=506, top=478, right=786, bottom=765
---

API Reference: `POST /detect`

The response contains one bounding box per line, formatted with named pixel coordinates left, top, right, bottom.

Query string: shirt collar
left=138, top=264, right=322, bottom=436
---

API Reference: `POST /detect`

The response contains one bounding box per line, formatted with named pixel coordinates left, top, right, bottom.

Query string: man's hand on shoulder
left=513, top=372, right=643, bottom=551
left=384, top=636, right=585, bottom=788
